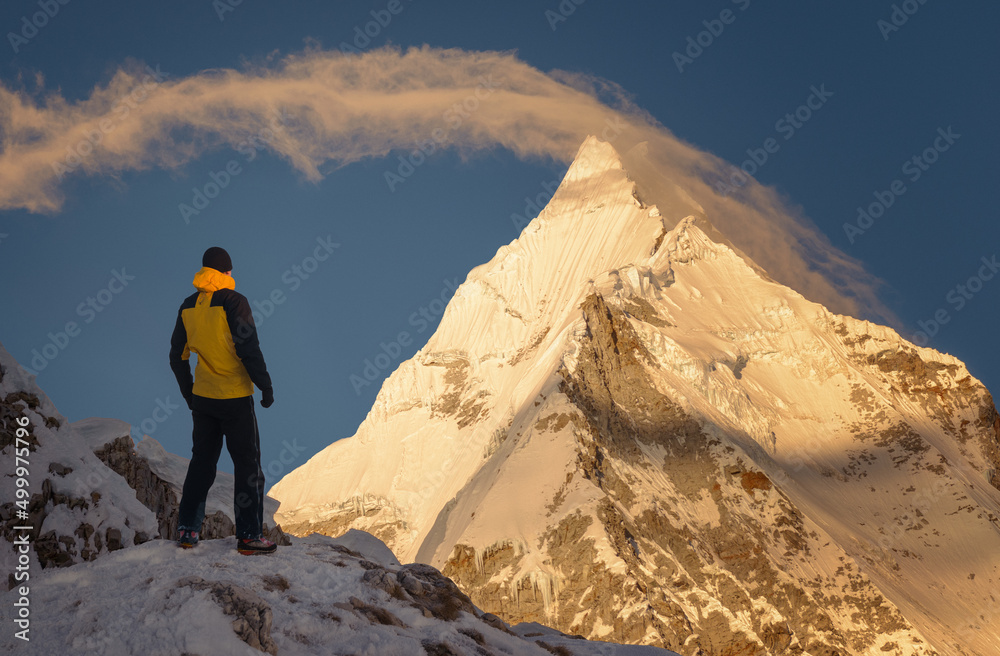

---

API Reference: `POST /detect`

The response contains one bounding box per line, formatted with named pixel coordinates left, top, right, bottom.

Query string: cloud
left=0, top=45, right=892, bottom=324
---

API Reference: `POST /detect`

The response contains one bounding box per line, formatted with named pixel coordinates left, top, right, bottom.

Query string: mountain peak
left=561, top=135, right=625, bottom=183
left=270, top=136, right=1000, bottom=653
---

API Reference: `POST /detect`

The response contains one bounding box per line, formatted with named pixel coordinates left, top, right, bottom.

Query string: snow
left=70, top=416, right=132, bottom=451
left=2, top=327, right=675, bottom=653
left=0, top=532, right=680, bottom=656
left=330, top=528, right=401, bottom=568
left=0, top=343, right=66, bottom=426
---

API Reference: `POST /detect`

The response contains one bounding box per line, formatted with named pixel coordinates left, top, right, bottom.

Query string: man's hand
left=261, top=388, right=274, bottom=408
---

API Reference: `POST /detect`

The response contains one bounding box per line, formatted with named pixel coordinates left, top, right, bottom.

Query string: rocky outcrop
left=0, top=386, right=155, bottom=586
left=93, top=434, right=179, bottom=539
left=14, top=475, right=151, bottom=570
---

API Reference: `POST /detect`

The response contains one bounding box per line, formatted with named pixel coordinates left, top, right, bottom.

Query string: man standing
left=169, top=247, right=277, bottom=555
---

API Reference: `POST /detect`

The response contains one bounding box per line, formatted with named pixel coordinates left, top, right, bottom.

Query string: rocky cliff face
left=271, top=137, right=1000, bottom=655
left=91, top=433, right=181, bottom=539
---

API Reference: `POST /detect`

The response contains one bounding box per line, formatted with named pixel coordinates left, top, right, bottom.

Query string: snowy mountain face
left=270, top=137, right=1000, bottom=655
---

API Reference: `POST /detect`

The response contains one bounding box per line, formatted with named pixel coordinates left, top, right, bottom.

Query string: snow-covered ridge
left=1, top=529, right=678, bottom=655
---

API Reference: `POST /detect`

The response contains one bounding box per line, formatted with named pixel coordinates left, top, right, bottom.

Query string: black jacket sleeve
left=224, top=293, right=273, bottom=394
left=169, top=307, right=194, bottom=405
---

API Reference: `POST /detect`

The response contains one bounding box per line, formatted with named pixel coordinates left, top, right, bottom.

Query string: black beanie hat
left=202, top=247, right=233, bottom=273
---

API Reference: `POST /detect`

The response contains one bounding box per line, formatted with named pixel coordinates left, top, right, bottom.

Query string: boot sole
left=237, top=548, right=276, bottom=555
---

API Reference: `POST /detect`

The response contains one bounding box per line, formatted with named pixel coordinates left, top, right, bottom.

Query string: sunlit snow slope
left=271, top=137, right=1000, bottom=655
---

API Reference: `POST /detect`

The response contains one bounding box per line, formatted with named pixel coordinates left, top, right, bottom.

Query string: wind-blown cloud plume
left=0, top=46, right=892, bottom=324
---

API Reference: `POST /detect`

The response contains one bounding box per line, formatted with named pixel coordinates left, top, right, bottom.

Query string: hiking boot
left=237, top=537, right=277, bottom=555
left=177, top=529, right=199, bottom=549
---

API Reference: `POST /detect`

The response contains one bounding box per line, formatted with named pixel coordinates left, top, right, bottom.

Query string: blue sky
left=1, top=0, right=997, bottom=478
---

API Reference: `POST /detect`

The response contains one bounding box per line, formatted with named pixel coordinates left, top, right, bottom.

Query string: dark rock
left=421, top=640, right=461, bottom=656
left=35, top=531, right=74, bottom=568
left=48, top=462, right=73, bottom=476
left=401, top=562, right=478, bottom=622
left=347, top=595, right=407, bottom=627
left=105, top=527, right=122, bottom=551
left=480, top=613, right=514, bottom=635
left=74, top=523, right=95, bottom=542
left=362, top=566, right=405, bottom=599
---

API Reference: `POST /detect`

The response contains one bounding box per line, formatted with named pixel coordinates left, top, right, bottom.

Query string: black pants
left=177, top=395, right=264, bottom=540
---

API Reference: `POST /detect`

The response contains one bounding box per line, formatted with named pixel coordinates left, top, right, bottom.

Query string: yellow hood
left=192, top=267, right=236, bottom=293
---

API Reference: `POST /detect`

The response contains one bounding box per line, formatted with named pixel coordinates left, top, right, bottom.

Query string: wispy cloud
left=0, top=45, right=892, bottom=324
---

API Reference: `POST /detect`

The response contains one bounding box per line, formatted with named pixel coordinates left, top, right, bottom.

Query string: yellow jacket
left=169, top=268, right=272, bottom=400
